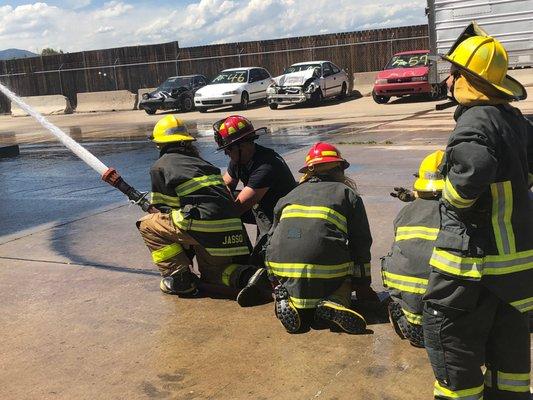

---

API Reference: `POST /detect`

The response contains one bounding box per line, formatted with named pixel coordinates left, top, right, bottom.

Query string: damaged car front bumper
left=267, top=87, right=313, bottom=104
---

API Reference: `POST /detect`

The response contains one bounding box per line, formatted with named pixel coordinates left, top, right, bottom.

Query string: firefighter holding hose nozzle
left=136, top=115, right=272, bottom=306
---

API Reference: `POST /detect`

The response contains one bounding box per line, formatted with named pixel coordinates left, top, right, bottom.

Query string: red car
left=372, top=50, right=444, bottom=104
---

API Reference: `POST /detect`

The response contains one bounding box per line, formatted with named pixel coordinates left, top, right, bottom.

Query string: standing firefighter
left=423, top=23, right=533, bottom=400
left=136, top=115, right=271, bottom=306
left=214, top=115, right=296, bottom=262
left=382, top=150, right=444, bottom=348
left=265, top=142, right=373, bottom=334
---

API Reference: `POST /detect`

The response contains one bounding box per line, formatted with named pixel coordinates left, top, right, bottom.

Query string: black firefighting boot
left=387, top=301, right=424, bottom=347
left=407, top=324, right=425, bottom=348
left=388, top=301, right=408, bottom=339
left=236, top=268, right=273, bottom=307
left=315, top=300, right=366, bottom=334
left=274, top=285, right=301, bottom=333
left=160, top=270, right=199, bottom=297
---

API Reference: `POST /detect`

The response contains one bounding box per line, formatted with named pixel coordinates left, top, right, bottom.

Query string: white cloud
left=0, top=0, right=427, bottom=54
left=96, top=26, right=115, bottom=34
left=92, top=1, right=133, bottom=19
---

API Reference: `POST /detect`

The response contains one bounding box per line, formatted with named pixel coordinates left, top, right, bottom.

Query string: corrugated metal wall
left=0, top=25, right=428, bottom=113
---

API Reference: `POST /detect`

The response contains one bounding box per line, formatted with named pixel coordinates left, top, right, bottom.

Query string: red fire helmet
left=299, top=142, right=350, bottom=173
left=213, top=115, right=266, bottom=151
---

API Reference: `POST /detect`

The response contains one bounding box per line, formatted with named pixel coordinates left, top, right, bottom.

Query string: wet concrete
left=1, top=95, right=532, bottom=399
left=0, top=120, right=352, bottom=239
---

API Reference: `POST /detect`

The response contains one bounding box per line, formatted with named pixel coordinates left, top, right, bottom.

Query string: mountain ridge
left=0, top=48, right=38, bottom=60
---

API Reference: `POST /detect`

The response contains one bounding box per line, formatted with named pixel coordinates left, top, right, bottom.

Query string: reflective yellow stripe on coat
left=280, top=204, right=348, bottom=234
left=430, top=249, right=533, bottom=280
left=382, top=271, right=428, bottom=294
left=171, top=210, right=244, bottom=233
left=205, top=247, right=249, bottom=257
left=443, top=178, right=477, bottom=209
left=395, top=226, right=439, bottom=242
left=490, top=181, right=516, bottom=255
left=175, top=174, right=225, bottom=197
left=265, top=261, right=353, bottom=279
left=150, top=192, right=180, bottom=208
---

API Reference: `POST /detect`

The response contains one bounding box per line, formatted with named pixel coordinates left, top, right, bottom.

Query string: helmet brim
left=413, top=177, right=444, bottom=193
left=441, top=54, right=527, bottom=100
left=298, top=158, right=350, bottom=173
left=152, top=135, right=196, bottom=144
left=215, top=127, right=266, bottom=151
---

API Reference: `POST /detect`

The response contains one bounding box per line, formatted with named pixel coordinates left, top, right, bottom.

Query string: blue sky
left=0, top=1, right=427, bottom=53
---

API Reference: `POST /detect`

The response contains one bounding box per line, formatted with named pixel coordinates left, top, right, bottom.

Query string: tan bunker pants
left=137, top=212, right=250, bottom=289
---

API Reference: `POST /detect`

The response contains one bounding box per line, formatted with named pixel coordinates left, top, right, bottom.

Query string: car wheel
left=372, top=91, right=390, bottom=104
left=310, top=89, right=323, bottom=106
left=197, top=107, right=208, bottom=113
left=337, top=82, right=348, bottom=99
left=429, top=84, right=444, bottom=100
left=181, top=95, right=194, bottom=112
left=269, top=103, right=278, bottom=110
left=237, top=91, right=249, bottom=110
left=144, top=108, right=156, bottom=115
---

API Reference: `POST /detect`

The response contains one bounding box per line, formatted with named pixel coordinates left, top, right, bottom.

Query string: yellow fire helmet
left=443, top=22, right=526, bottom=100
left=413, top=150, right=445, bottom=193
left=150, top=115, right=195, bottom=144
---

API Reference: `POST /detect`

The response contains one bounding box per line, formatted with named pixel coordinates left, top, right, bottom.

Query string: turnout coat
left=382, top=198, right=440, bottom=326
left=428, top=104, right=533, bottom=312
left=265, top=177, right=372, bottom=309
left=149, top=148, right=249, bottom=258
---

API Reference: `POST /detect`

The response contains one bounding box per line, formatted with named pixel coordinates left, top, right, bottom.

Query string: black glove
left=390, top=187, right=416, bottom=202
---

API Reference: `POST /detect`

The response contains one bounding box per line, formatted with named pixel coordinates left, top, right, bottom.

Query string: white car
left=194, top=67, right=273, bottom=112
left=267, top=61, right=350, bottom=109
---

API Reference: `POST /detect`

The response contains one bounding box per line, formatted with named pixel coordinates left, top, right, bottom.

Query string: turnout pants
left=423, top=272, right=531, bottom=400
left=137, top=212, right=251, bottom=289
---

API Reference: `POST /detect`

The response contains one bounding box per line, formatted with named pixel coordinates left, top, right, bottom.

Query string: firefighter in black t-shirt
left=213, top=115, right=297, bottom=263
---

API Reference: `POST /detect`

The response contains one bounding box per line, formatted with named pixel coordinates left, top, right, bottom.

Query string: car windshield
left=385, top=53, right=429, bottom=69
left=211, top=71, right=249, bottom=84
left=158, top=77, right=192, bottom=91
left=283, top=64, right=321, bottom=74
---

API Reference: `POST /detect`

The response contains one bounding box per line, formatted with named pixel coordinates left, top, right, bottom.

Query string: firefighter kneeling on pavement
left=136, top=115, right=271, bottom=306
left=381, top=150, right=445, bottom=348
left=265, top=142, right=375, bottom=334
left=422, top=23, right=533, bottom=400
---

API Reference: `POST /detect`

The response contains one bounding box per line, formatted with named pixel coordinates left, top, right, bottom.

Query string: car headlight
left=222, top=90, right=239, bottom=95
left=142, top=93, right=150, bottom=99
left=375, top=79, right=388, bottom=85
left=411, top=76, right=428, bottom=82
left=266, top=85, right=277, bottom=94
left=195, top=92, right=202, bottom=97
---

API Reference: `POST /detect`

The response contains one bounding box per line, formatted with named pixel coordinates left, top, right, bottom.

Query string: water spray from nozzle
left=0, top=82, right=153, bottom=212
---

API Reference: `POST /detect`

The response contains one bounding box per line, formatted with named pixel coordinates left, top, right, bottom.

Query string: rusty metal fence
left=0, top=25, right=428, bottom=113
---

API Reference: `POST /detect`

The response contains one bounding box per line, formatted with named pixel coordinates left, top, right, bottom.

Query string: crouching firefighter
left=381, top=150, right=445, bottom=348
left=136, top=115, right=272, bottom=306
left=422, top=23, right=533, bottom=400
left=265, top=142, right=373, bottom=334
